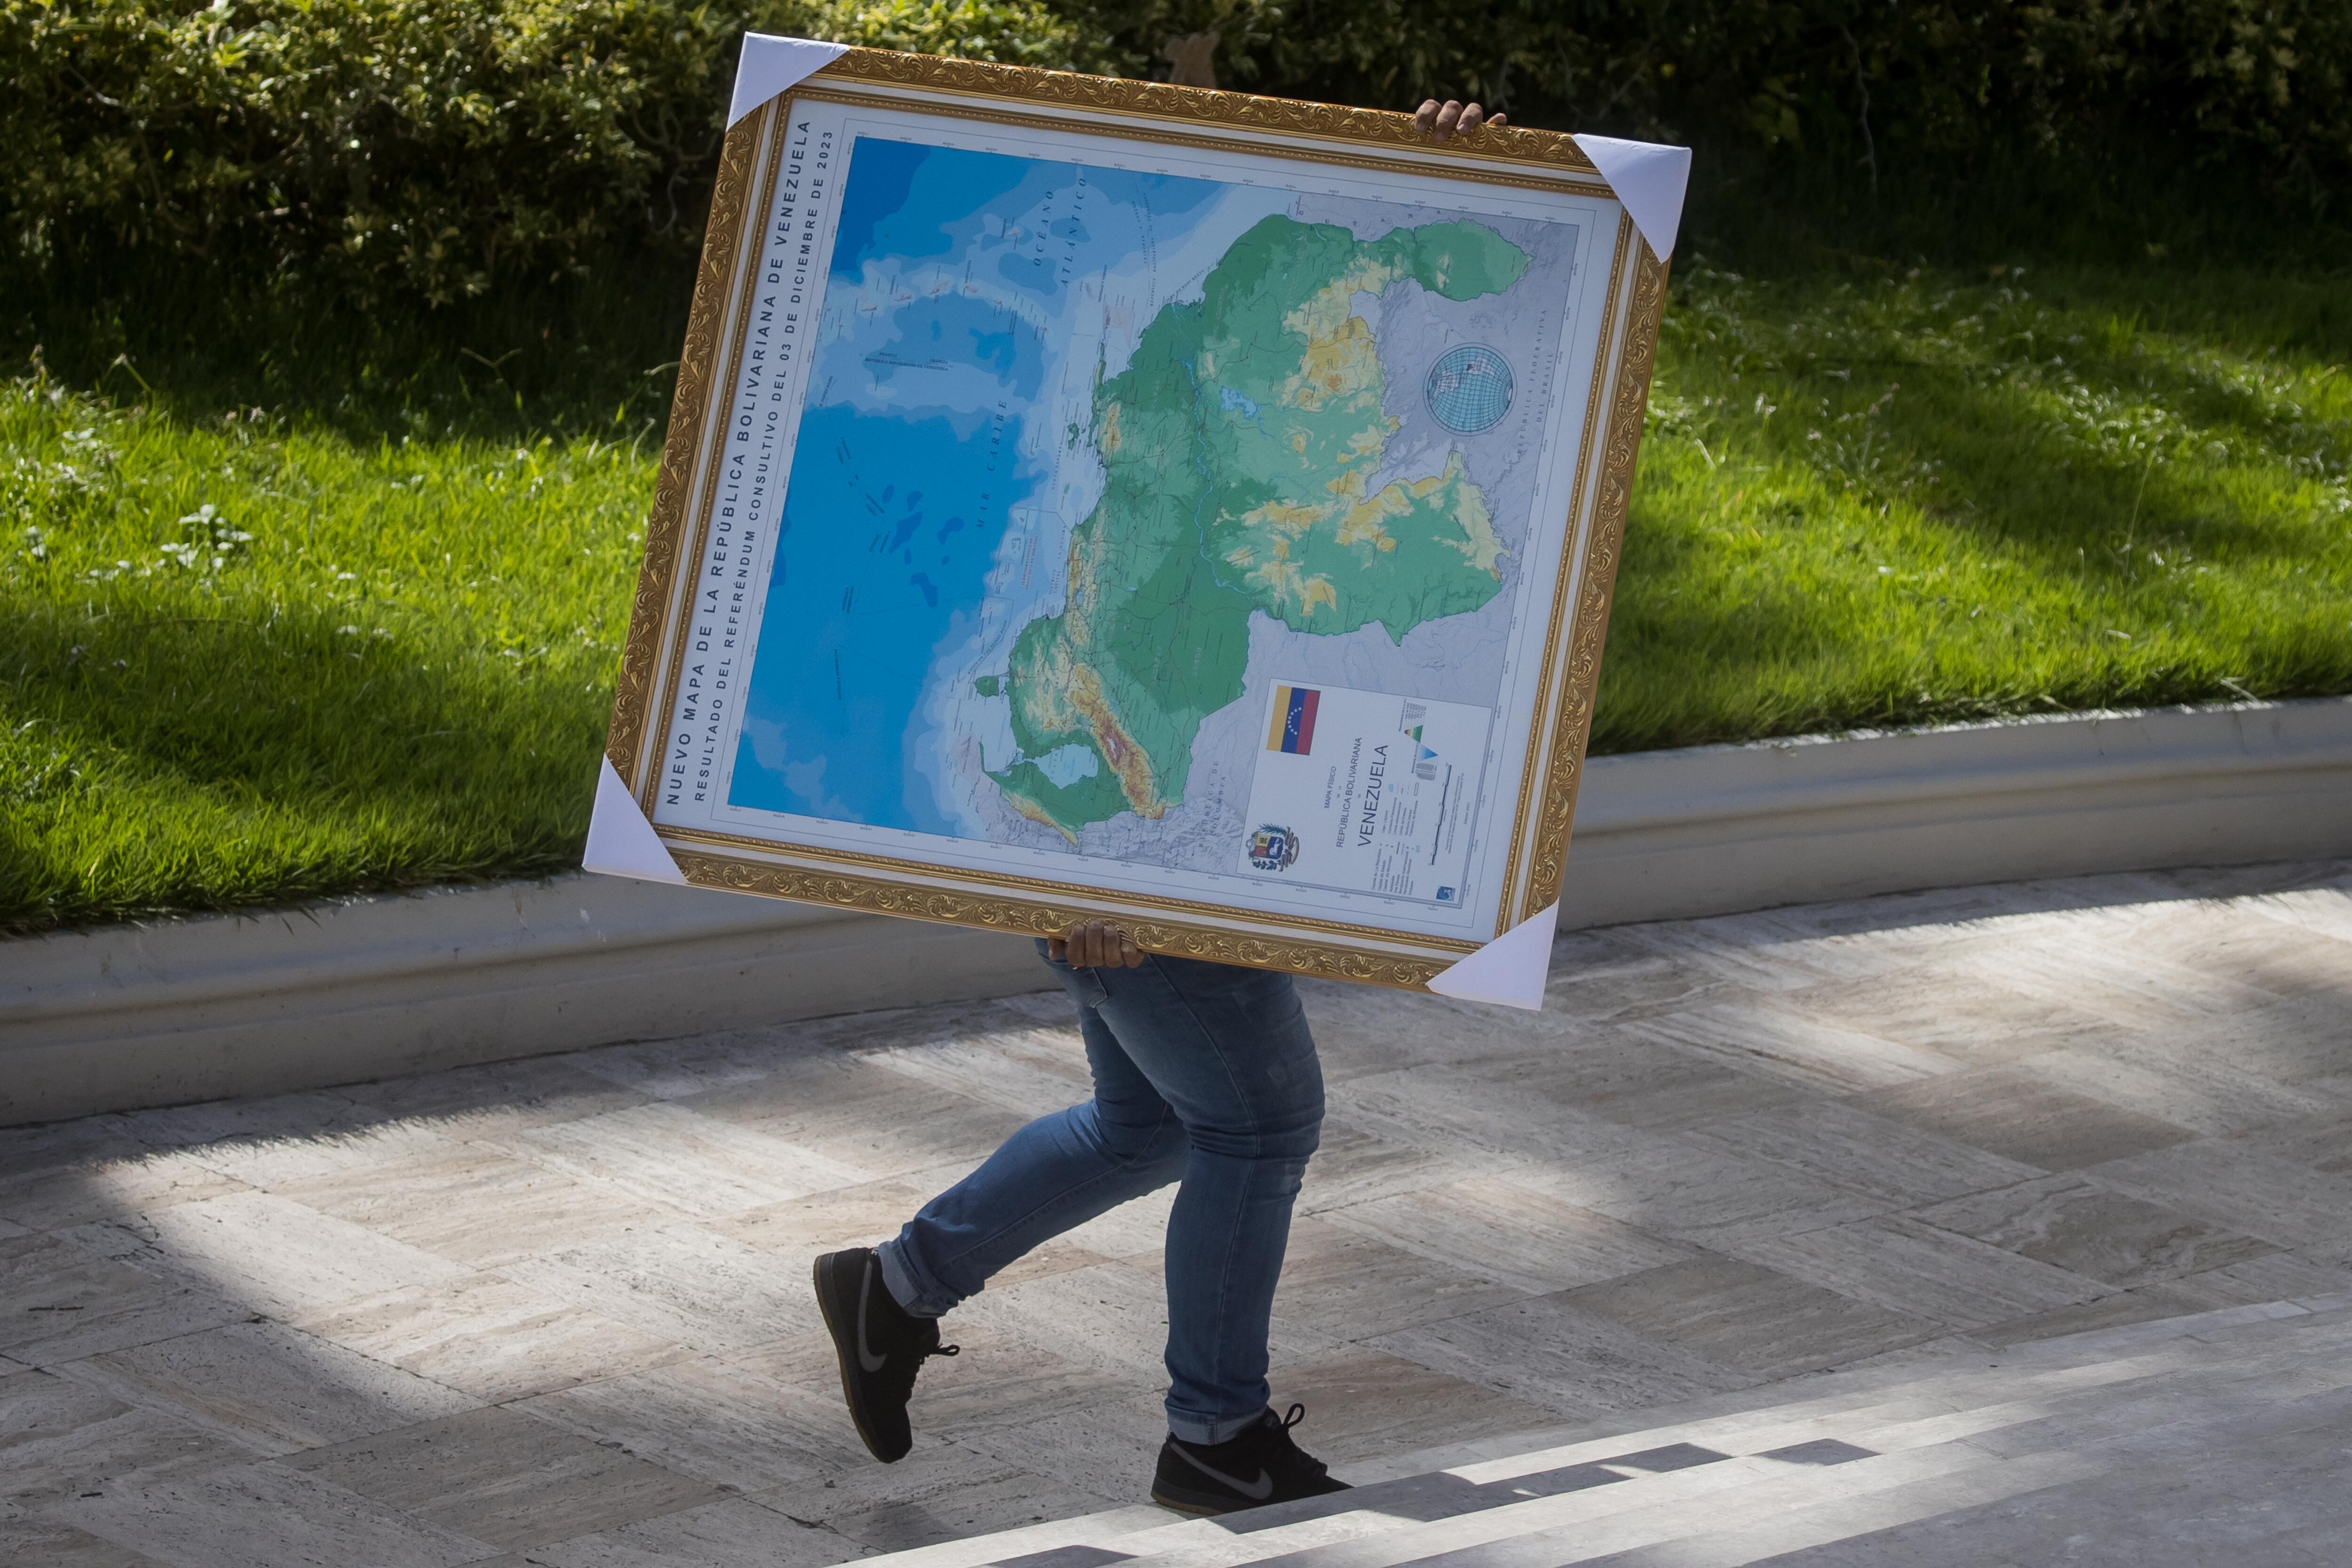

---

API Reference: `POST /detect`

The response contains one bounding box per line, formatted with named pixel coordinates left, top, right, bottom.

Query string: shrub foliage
left=1, top=0, right=1097, bottom=308
left=3, top=0, right=2347, bottom=310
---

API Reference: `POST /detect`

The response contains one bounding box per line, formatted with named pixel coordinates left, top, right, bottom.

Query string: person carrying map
left=811, top=93, right=1506, bottom=1519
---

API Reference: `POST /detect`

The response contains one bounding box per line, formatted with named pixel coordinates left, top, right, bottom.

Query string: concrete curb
left=6, top=698, right=2348, bottom=1124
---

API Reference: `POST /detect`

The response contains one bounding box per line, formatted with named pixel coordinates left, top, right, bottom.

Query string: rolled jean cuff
left=875, top=1236, right=953, bottom=1318
left=1166, top=1405, right=1268, bottom=1446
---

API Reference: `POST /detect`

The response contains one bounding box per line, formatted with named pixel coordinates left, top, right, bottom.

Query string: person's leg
left=875, top=941, right=1190, bottom=1316
left=1079, top=954, right=1325, bottom=1446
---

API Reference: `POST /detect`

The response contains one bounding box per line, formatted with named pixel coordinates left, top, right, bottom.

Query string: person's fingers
left=1414, top=99, right=1440, bottom=134
left=1487, top=111, right=1508, bottom=127
left=1434, top=100, right=1463, bottom=140
left=1047, top=934, right=1069, bottom=962
left=1119, top=931, right=1144, bottom=968
left=1458, top=103, right=1486, bottom=133
left=1069, top=921, right=1098, bottom=968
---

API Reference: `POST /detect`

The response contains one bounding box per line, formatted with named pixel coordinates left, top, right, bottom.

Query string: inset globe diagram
left=1424, top=344, right=1514, bottom=434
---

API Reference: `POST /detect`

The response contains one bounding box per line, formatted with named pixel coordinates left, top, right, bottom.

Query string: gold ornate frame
left=606, top=49, right=1670, bottom=991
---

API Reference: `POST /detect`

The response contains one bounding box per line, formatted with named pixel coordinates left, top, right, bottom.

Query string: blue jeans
left=878, top=944, right=1325, bottom=1444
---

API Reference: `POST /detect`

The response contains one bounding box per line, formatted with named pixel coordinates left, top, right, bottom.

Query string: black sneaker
left=1152, top=1403, right=1352, bottom=1515
left=812, top=1247, right=957, bottom=1462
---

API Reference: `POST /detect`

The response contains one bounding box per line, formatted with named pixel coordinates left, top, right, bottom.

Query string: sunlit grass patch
left=1, top=369, right=649, bottom=931
left=1595, top=263, right=2352, bottom=751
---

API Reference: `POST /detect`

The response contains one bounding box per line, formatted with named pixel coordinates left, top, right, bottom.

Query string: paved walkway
left=4, top=861, right=2350, bottom=1566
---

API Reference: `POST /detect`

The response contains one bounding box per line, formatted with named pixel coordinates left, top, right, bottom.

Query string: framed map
left=603, top=48, right=1672, bottom=992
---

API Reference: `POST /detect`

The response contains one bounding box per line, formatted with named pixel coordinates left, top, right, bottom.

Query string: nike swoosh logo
left=855, top=1262, right=888, bottom=1373
left=1171, top=1444, right=1273, bottom=1500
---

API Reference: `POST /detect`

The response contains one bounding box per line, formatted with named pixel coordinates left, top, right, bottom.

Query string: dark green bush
left=0, top=0, right=1098, bottom=309
left=3, top=0, right=2345, bottom=330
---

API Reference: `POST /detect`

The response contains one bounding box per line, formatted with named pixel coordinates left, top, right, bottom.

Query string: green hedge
left=1, top=0, right=1099, bottom=309
left=5, top=0, right=2348, bottom=315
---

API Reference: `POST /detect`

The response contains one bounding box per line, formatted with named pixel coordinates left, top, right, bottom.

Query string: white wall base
left=5, top=698, right=2347, bottom=1124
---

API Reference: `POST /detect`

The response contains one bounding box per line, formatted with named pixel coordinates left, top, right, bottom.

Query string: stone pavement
left=4, top=860, right=2350, bottom=1566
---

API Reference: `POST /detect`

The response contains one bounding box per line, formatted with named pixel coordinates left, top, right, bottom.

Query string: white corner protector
left=584, top=756, right=688, bottom=885
left=1425, top=902, right=1559, bottom=1011
left=728, top=33, right=850, bottom=127
left=1570, top=134, right=1692, bottom=261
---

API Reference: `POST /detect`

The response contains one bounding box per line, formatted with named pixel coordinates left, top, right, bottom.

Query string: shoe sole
left=812, top=1253, right=899, bottom=1464
left=1149, top=1486, right=1232, bottom=1516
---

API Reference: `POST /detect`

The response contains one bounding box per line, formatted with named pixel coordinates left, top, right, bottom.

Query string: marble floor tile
left=269, top=1146, right=669, bottom=1267
left=59, top=1190, right=474, bottom=1318
left=2030, top=1035, right=2345, bottom=1138
left=1269, top=1217, right=1528, bottom=1339
left=526, top=1496, right=859, bottom=1567
left=56, top=1459, right=502, bottom=1568
left=517, top=1354, right=869, bottom=1487
left=64, top=1319, right=479, bottom=1456
left=1967, top=1282, right=2248, bottom=1349
left=1322, top=1178, right=1694, bottom=1296
left=1460, top=1036, right=1809, bottom=1134
left=283, top=1404, right=723, bottom=1550
left=338, top=1055, right=651, bottom=1136
left=291, top=1273, right=688, bottom=1401
left=111, top=1092, right=372, bottom=1153
left=888, top=1321, right=1138, bottom=1439
left=967, top=1257, right=1341, bottom=1380
left=2087, top=1140, right=2352, bottom=1260
left=0, top=1367, right=252, bottom=1509
left=959, top=1386, right=1172, bottom=1507
left=821, top=1467, right=1131, bottom=1556
left=2177, top=1250, right=2352, bottom=1304
left=1270, top=1350, right=1564, bottom=1464
left=698, top=1178, right=937, bottom=1255
left=491, top=1103, right=875, bottom=1219
left=0, top=1517, right=173, bottom=1567
left=749, top=1440, right=1087, bottom=1542
left=0, top=1232, right=248, bottom=1366
left=1910, top=1173, right=2279, bottom=1288
left=1676, top=1102, right=2043, bottom=1209
left=498, top=1222, right=828, bottom=1353
left=1718, top=1216, right=2110, bottom=1332
left=1295, top=1119, right=1487, bottom=1215
left=1504, top=1132, right=1890, bottom=1243
left=1555, top=1257, right=1940, bottom=1378
left=167, top=1119, right=469, bottom=1190
left=1771, top=968, right=2121, bottom=1067
left=1370, top=1292, right=1760, bottom=1417
left=850, top=1028, right=1096, bottom=1122
left=1616, top=1005, right=1965, bottom=1096
left=0, top=1147, right=247, bottom=1232
left=0, top=1118, right=155, bottom=1179
left=677, top=1053, right=1030, bottom=1180
left=1850, top=1064, right=2198, bottom=1170
left=564, top=1032, right=810, bottom=1101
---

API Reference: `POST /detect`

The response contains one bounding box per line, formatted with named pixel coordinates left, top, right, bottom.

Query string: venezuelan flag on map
left=1266, top=685, right=1320, bottom=755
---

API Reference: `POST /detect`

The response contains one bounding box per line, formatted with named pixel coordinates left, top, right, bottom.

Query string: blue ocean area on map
left=731, top=135, right=1236, bottom=833
left=729, top=402, right=1022, bottom=834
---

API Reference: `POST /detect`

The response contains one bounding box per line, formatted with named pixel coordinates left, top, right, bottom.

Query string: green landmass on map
left=989, top=214, right=1530, bottom=841
left=972, top=675, right=1001, bottom=697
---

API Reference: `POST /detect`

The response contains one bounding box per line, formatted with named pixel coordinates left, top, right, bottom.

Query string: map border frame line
left=652, top=824, right=1487, bottom=955
left=1492, top=208, right=1637, bottom=935
left=670, top=849, right=1457, bottom=991
left=607, top=101, right=781, bottom=793
left=1522, top=238, right=1674, bottom=930
left=788, top=82, right=1622, bottom=206
left=799, top=49, right=1614, bottom=181
left=604, top=48, right=1672, bottom=990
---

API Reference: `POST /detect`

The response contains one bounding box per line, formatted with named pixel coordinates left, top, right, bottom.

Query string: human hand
left=1049, top=918, right=1144, bottom=969
left=1414, top=99, right=1506, bottom=141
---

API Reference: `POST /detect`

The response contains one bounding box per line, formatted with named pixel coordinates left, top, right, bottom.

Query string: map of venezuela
left=992, top=215, right=1529, bottom=839
left=726, top=130, right=1567, bottom=871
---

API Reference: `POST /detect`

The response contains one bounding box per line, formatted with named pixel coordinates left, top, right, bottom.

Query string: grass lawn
left=4, top=262, right=2347, bottom=931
